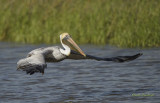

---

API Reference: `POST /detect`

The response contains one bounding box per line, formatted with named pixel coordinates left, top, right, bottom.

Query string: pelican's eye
left=64, top=35, right=70, bottom=40
left=27, top=54, right=32, bottom=57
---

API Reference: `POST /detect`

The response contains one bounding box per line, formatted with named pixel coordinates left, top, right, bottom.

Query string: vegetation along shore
left=0, top=0, right=160, bottom=48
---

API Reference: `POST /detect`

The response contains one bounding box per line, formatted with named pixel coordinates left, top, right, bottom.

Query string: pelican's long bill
left=62, top=35, right=86, bottom=57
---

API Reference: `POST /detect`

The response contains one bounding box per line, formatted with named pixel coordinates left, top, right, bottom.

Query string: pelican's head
left=60, top=33, right=86, bottom=57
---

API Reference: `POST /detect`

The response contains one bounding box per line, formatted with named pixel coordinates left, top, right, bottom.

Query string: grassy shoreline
left=0, top=0, right=160, bottom=48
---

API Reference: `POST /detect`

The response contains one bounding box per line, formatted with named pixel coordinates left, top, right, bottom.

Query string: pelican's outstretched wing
left=67, top=50, right=142, bottom=62
left=17, top=54, right=47, bottom=75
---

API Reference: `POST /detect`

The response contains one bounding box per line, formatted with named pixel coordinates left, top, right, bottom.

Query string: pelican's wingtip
left=136, top=53, right=143, bottom=57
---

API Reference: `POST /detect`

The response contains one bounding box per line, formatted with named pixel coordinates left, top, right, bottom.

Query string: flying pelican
left=17, top=33, right=142, bottom=75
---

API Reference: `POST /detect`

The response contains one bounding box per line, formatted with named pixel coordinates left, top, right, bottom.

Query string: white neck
left=60, top=39, right=71, bottom=56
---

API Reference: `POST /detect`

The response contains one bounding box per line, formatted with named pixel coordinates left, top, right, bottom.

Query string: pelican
left=17, top=33, right=142, bottom=75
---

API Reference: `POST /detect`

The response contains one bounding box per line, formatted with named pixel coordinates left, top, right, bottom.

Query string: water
left=0, top=42, right=160, bottom=103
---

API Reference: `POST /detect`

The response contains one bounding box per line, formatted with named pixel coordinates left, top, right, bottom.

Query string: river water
left=0, top=42, right=160, bottom=103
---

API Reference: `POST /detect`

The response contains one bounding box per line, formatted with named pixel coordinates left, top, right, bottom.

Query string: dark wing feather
left=66, top=50, right=86, bottom=59
left=104, top=53, right=143, bottom=62
left=67, top=50, right=142, bottom=62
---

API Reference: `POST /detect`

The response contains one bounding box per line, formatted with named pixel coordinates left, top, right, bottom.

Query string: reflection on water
left=0, top=42, right=160, bottom=103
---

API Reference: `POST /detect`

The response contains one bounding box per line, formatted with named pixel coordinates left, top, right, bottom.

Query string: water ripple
left=0, top=42, right=159, bottom=103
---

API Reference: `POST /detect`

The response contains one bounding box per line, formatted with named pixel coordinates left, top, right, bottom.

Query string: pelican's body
left=27, top=46, right=66, bottom=62
left=17, top=33, right=142, bottom=75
